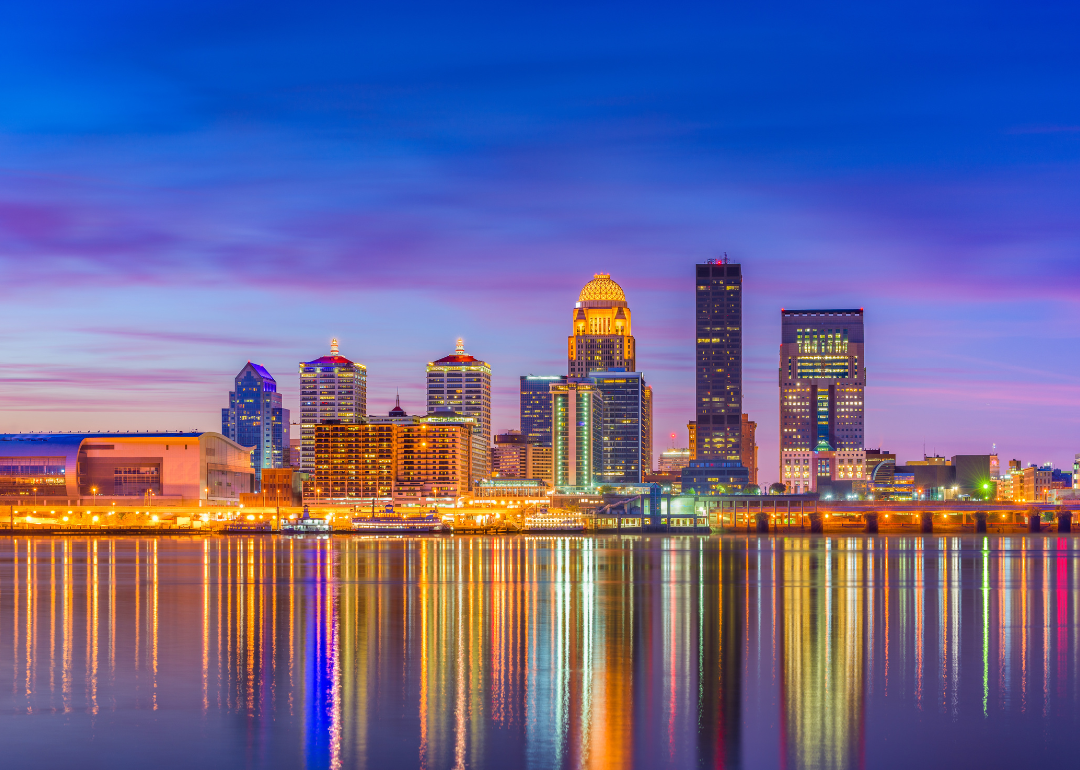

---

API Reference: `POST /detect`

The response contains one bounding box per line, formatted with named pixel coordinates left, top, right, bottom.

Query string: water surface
left=1, top=534, right=1078, bottom=769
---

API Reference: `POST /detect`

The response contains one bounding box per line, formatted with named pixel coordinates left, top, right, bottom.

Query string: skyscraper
left=520, top=375, right=565, bottom=447
left=222, top=362, right=289, bottom=480
left=568, top=274, right=635, bottom=376
left=551, top=378, right=604, bottom=489
left=779, top=310, right=865, bottom=453
left=591, top=370, right=652, bottom=484
left=694, top=259, right=743, bottom=461
left=683, top=259, right=750, bottom=494
left=299, top=338, right=368, bottom=472
left=426, top=338, right=491, bottom=481
left=778, top=309, right=866, bottom=495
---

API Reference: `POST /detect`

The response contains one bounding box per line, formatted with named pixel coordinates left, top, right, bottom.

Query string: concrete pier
left=808, top=512, right=823, bottom=534
left=919, top=511, right=933, bottom=534
left=975, top=511, right=988, bottom=534
left=1058, top=510, right=1072, bottom=533
left=755, top=512, right=770, bottom=533
left=1028, top=511, right=1042, bottom=533
left=864, top=512, right=878, bottom=534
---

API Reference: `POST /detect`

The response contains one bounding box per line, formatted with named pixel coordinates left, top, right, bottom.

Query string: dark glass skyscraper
left=520, top=375, right=565, bottom=447
left=695, top=260, right=743, bottom=461
left=591, top=370, right=652, bottom=483
left=222, top=362, right=289, bottom=480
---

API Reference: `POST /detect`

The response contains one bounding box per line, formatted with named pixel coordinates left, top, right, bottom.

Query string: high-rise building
left=551, top=378, right=604, bottom=489
left=1074, top=454, right=1080, bottom=489
left=779, top=310, right=865, bottom=471
left=740, top=414, right=758, bottom=487
left=299, top=339, right=367, bottom=473
left=695, top=260, right=743, bottom=461
left=311, top=412, right=475, bottom=503
left=222, top=362, right=289, bottom=480
left=520, top=375, right=565, bottom=446
left=642, top=384, right=653, bottom=472
left=591, top=370, right=651, bottom=484
left=687, top=421, right=697, bottom=460
left=426, top=339, right=491, bottom=481
left=683, top=259, right=750, bottom=494
left=568, top=274, right=635, bottom=377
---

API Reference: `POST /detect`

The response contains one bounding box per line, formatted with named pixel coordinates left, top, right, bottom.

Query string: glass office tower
left=520, top=375, right=565, bottom=447
left=222, top=362, right=289, bottom=480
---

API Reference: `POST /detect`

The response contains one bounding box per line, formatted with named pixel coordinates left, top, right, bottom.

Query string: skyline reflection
left=1, top=535, right=1079, bottom=769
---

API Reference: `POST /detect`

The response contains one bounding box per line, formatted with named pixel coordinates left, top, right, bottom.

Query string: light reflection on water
left=1, top=535, right=1079, bottom=769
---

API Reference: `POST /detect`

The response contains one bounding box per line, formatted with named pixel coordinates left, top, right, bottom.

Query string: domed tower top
left=568, top=273, right=635, bottom=375
left=577, top=273, right=628, bottom=308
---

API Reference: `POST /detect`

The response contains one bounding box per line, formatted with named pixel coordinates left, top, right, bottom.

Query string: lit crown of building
left=568, top=273, right=635, bottom=376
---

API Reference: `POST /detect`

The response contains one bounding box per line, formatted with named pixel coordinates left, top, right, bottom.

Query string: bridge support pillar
left=864, top=512, right=878, bottom=534
left=1028, top=510, right=1042, bottom=533
left=808, top=512, right=823, bottom=534
left=755, top=512, right=769, bottom=533
left=1058, top=510, right=1071, bottom=533
left=919, top=511, right=933, bottom=534
left=975, top=511, right=988, bottom=534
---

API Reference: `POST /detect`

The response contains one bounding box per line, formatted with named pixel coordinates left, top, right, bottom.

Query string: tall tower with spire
left=568, top=273, right=635, bottom=376
left=426, top=338, right=491, bottom=482
left=298, top=338, right=368, bottom=473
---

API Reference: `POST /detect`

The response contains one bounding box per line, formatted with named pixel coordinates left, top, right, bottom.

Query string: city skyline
left=0, top=261, right=1075, bottom=489
left=1, top=3, right=1077, bottom=487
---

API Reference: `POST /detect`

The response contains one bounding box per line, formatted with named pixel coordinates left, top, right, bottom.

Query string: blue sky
left=1, top=1, right=1078, bottom=484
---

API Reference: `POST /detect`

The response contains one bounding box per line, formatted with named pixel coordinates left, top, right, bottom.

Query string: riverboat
left=223, top=520, right=273, bottom=533
left=281, top=507, right=332, bottom=534
left=351, top=507, right=448, bottom=534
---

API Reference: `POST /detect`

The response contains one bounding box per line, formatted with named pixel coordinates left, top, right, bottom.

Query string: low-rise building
left=472, top=478, right=549, bottom=500
left=1023, top=465, right=1052, bottom=503
left=780, top=448, right=867, bottom=497
left=239, top=468, right=302, bottom=507
left=657, top=449, right=691, bottom=473
left=0, top=432, right=253, bottom=504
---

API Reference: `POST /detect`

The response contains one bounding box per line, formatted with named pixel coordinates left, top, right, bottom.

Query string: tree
left=597, top=485, right=614, bottom=495
left=769, top=482, right=787, bottom=495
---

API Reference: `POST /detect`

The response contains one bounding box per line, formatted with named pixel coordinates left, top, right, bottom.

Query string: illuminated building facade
left=491, top=431, right=553, bottom=486
left=687, top=420, right=697, bottom=460
left=657, top=448, right=691, bottom=473
left=520, top=375, right=564, bottom=446
left=779, top=310, right=865, bottom=475
left=0, top=432, right=253, bottom=502
left=695, top=260, right=743, bottom=461
left=397, top=418, right=474, bottom=503
left=426, top=339, right=491, bottom=482
left=568, top=274, right=635, bottom=376
left=238, top=468, right=302, bottom=506
left=781, top=448, right=866, bottom=496
left=551, top=378, right=604, bottom=489
left=683, top=260, right=748, bottom=494
left=311, top=413, right=474, bottom=503
left=299, top=338, right=368, bottom=473
left=740, top=413, right=758, bottom=487
left=590, top=370, right=652, bottom=483
left=222, top=362, right=289, bottom=480
left=1022, top=465, right=1052, bottom=502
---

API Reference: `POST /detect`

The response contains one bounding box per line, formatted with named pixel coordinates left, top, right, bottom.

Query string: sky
left=1, top=1, right=1078, bottom=487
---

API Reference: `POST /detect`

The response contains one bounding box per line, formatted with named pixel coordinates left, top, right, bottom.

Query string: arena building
left=0, top=432, right=254, bottom=504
